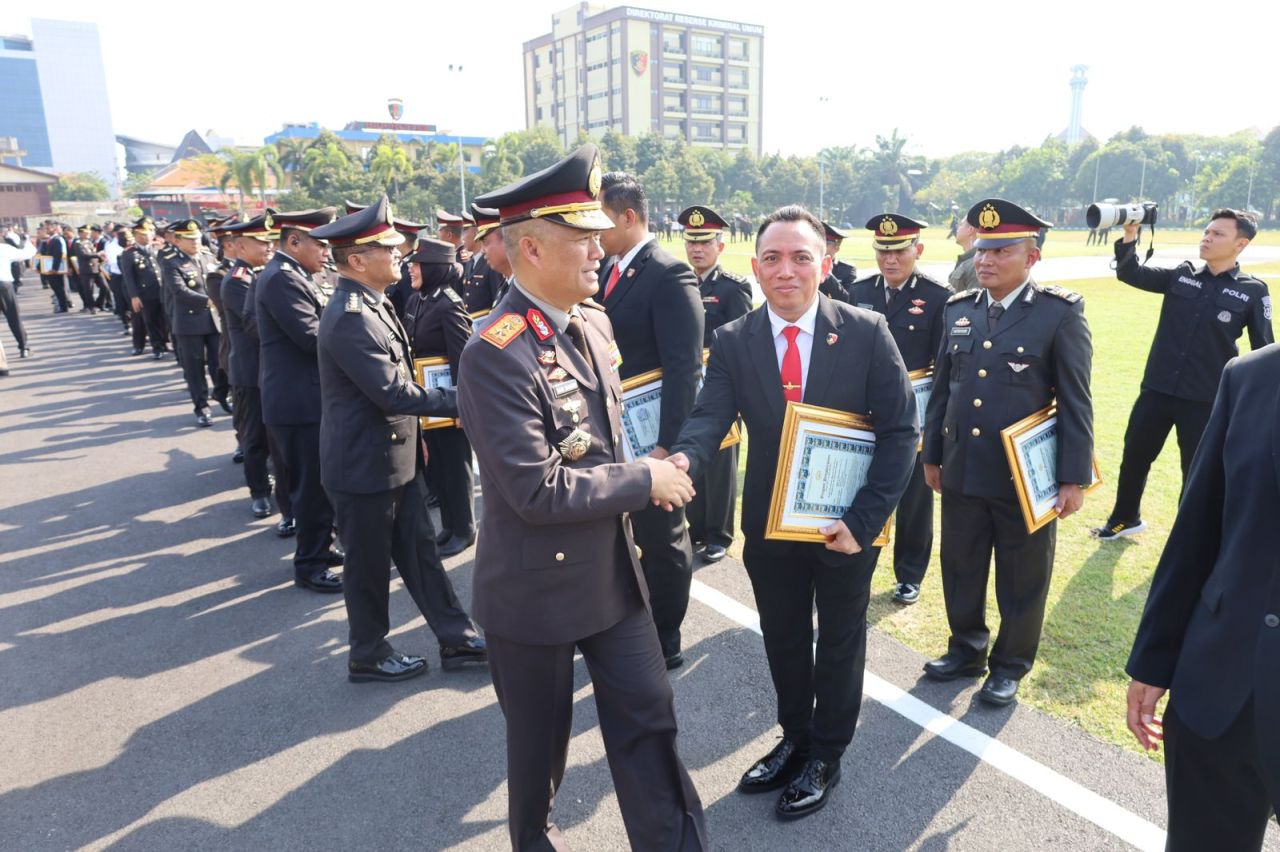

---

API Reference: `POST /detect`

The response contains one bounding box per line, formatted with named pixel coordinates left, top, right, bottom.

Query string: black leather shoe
left=348, top=652, right=428, bottom=683
left=738, top=739, right=810, bottom=794
left=978, top=674, right=1019, bottom=706
left=215, top=395, right=233, bottom=414
left=435, top=529, right=452, bottom=546
left=439, top=533, right=476, bottom=557
left=20, top=348, right=31, bottom=358
left=232, top=447, right=244, bottom=464
left=195, top=410, right=212, bottom=428
left=326, top=546, right=345, bottom=566
left=440, top=637, right=487, bottom=671
left=152, top=350, right=164, bottom=360
left=251, top=497, right=271, bottom=518
left=923, top=652, right=987, bottom=682
left=131, top=346, right=144, bottom=356
left=776, top=758, right=841, bottom=821
left=295, top=569, right=343, bottom=594
left=664, top=651, right=684, bottom=671
left=276, top=517, right=296, bottom=537
left=703, top=544, right=727, bottom=563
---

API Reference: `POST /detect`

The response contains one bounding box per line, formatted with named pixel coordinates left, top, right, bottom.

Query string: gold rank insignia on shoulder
left=558, top=427, right=591, bottom=462
left=479, top=312, right=527, bottom=349
left=345, top=292, right=362, bottom=313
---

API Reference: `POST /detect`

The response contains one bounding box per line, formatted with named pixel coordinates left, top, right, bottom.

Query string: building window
left=663, top=91, right=686, bottom=112
left=691, top=64, right=722, bottom=86
left=728, top=95, right=748, bottom=116
left=663, top=63, right=686, bottom=84
left=727, top=67, right=748, bottom=89
left=664, top=120, right=686, bottom=139
left=663, top=31, right=685, bottom=54
left=728, top=38, right=749, bottom=61
left=691, top=33, right=722, bottom=58
left=727, top=124, right=746, bottom=142
left=691, top=93, right=721, bottom=114
left=537, top=106, right=544, bottom=120
left=691, top=121, right=722, bottom=141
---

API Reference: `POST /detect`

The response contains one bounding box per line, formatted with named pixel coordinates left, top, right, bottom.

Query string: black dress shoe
left=738, top=739, right=810, bottom=794
left=978, top=674, right=1019, bottom=706
left=440, top=636, right=487, bottom=671
left=251, top=497, right=271, bottom=518
left=435, top=529, right=452, bottom=546
left=923, top=652, right=987, bottom=682
left=20, top=348, right=31, bottom=358
left=348, top=652, right=428, bottom=683
left=276, top=517, right=296, bottom=537
left=152, top=350, right=165, bottom=360
left=664, top=651, right=684, bottom=671
left=295, top=569, right=343, bottom=594
left=195, top=411, right=212, bottom=428
left=215, top=395, right=233, bottom=414
left=326, top=546, right=345, bottom=566
left=131, top=347, right=144, bottom=356
left=776, top=758, right=841, bottom=821
left=703, top=544, right=727, bottom=563
left=439, top=533, right=476, bottom=557
left=232, top=447, right=244, bottom=464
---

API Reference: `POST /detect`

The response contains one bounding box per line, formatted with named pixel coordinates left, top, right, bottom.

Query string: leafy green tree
left=367, top=137, right=412, bottom=201
left=598, top=128, right=637, bottom=173
left=480, top=137, right=523, bottom=193
left=1000, top=143, right=1069, bottom=216
left=500, top=127, right=563, bottom=175
left=218, top=146, right=283, bottom=213
left=51, top=172, right=110, bottom=201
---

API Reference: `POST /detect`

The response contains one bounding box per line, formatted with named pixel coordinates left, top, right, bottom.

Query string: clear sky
left=6, top=0, right=1276, bottom=159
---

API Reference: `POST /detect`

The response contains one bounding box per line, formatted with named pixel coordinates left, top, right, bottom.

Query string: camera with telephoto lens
left=1086, top=201, right=1158, bottom=229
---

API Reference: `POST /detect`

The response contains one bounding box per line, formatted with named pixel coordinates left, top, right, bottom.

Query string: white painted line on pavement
left=689, top=579, right=1166, bottom=852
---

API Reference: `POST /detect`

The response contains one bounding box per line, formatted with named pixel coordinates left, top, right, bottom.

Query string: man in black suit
left=669, top=205, right=918, bottom=820
left=122, top=218, right=166, bottom=358
left=922, top=199, right=1094, bottom=707
left=599, top=171, right=704, bottom=670
left=312, top=198, right=486, bottom=683
left=1125, top=343, right=1280, bottom=851
left=462, top=145, right=706, bottom=850
left=254, top=208, right=343, bottom=593
left=846, top=214, right=952, bottom=604
left=160, top=219, right=229, bottom=427
left=822, top=221, right=857, bottom=298
left=677, top=204, right=752, bottom=564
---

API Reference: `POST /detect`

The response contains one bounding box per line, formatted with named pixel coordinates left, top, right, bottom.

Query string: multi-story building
left=524, top=3, right=764, bottom=154
left=0, top=20, right=118, bottom=195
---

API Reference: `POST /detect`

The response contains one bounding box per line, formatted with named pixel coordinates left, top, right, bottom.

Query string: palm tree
left=368, top=140, right=412, bottom=202
left=481, top=137, right=523, bottom=190
left=274, top=138, right=308, bottom=189
left=872, top=129, right=917, bottom=213
left=218, top=146, right=284, bottom=213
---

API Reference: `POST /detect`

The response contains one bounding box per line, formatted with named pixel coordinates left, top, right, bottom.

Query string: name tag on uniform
left=606, top=340, right=622, bottom=373
left=950, top=327, right=971, bottom=336
left=552, top=378, right=579, bottom=398
left=856, top=302, right=874, bottom=310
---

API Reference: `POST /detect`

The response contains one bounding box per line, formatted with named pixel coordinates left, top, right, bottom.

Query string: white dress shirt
left=766, top=296, right=820, bottom=393
left=0, top=237, right=37, bottom=282
left=611, top=233, right=654, bottom=278
left=103, top=238, right=125, bottom=276
left=983, top=279, right=1031, bottom=310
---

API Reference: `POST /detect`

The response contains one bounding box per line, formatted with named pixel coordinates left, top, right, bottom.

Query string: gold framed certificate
left=413, top=356, right=458, bottom=430
left=1000, top=404, right=1103, bottom=533
left=908, top=367, right=933, bottom=452
left=765, top=401, right=891, bottom=547
left=618, top=358, right=740, bottom=462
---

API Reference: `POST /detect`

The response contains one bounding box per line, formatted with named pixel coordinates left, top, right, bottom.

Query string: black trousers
left=743, top=539, right=876, bottom=762
left=92, top=272, right=112, bottom=309
left=940, top=489, right=1055, bottom=679
left=486, top=605, right=706, bottom=852
left=74, top=271, right=95, bottom=309
left=108, top=273, right=129, bottom=325
left=630, top=502, right=694, bottom=659
left=232, top=386, right=273, bottom=500
left=47, top=274, right=70, bottom=311
left=424, top=426, right=476, bottom=539
left=879, top=454, right=933, bottom=585
left=688, top=442, right=737, bottom=549
left=327, top=469, right=478, bottom=663
left=136, top=299, right=166, bottom=353
left=0, top=281, right=27, bottom=351
left=1110, top=389, right=1214, bottom=523
left=1164, top=700, right=1278, bottom=852
left=269, top=423, right=333, bottom=578
left=174, top=333, right=226, bottom=413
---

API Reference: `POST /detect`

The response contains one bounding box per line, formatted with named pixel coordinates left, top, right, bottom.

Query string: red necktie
left=780, top=326, right=803, bottom=403
left=603, top=264, right=621, bottom=299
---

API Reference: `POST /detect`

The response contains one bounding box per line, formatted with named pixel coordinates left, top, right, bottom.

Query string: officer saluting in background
left=312, top=198, right=485, bottom=683
left=846, top=214, right=951, bottom=604
left=922, top=199, right=1093, bottom=707
left=459, top=144, right=706, bottom=851
left=677, top=204, right=751, bottom=564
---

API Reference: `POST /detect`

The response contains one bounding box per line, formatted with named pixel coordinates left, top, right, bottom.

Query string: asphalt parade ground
left=1, top=277, right=1276, bottom=852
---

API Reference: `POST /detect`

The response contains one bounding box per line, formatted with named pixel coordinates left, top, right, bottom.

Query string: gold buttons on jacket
left=978, top=369, right=988, bottom=378
left=982, top=340, right=993, bottom=349
left=555, top=552, right=565, bottom=562
left=971, top=427, right=981, bottom=437
left=973, top=399, right=982, bottom=408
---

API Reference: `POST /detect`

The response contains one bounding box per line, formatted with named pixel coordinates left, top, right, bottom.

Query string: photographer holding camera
left=1092, top=208, right=1273, bottom=541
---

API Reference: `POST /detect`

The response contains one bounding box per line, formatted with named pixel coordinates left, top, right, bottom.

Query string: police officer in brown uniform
left=460, top=145, right=707, bottom=851
left=846, top=214, right=952, bottom=604
left=677, top=204, right=752, bottom=563
left=403, top=237, right=477, bottom=557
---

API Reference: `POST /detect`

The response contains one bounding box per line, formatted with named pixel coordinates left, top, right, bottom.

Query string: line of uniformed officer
left=819, top=221, right=856, bottom=302
left=159, top=218, right=230, bottom=427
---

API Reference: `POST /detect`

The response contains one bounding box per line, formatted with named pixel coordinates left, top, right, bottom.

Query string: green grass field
left=655, top=233, right=1280, bottom=760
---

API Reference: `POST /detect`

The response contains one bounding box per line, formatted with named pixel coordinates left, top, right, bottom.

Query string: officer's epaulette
left=479, top=312, right=527, bottom=348
left=443, top=287, right=463, bottom=305
left=1041, top=284, right=1082, bottom=304
left=231, top=266, right=250, bottom=281
left=580, top=298, right=605, bottom=311
left=914, top=271, right=951, bottom=292
left=718, top=267, right=747, bottom=283
left=344, top=291, right=362, bottom=313
left=948, top=288, right=980, bottom=303
left=850, top=274, right=878, bottom=287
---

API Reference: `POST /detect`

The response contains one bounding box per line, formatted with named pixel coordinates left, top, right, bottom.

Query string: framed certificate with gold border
left=765, top=401, right=891, bottom=547
left=618, top=358, right=741, bottom=462
left=908, top=367, right=933, bottom=451
left=413, top=356, right=458, bottom=430
left=1000, top=404, right=1103, bottom=533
